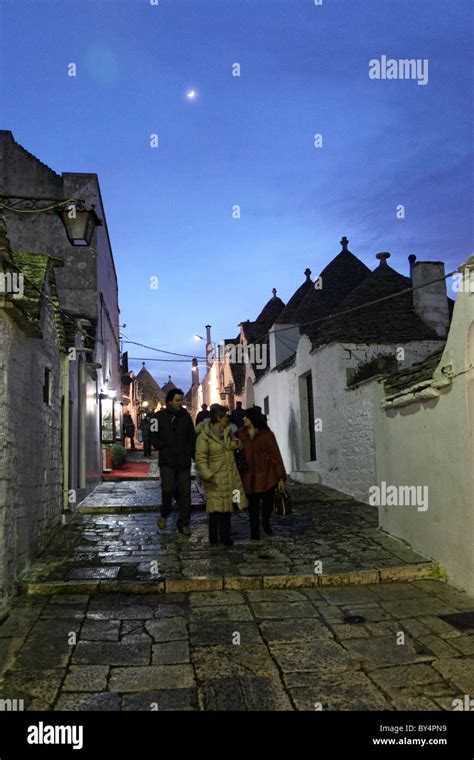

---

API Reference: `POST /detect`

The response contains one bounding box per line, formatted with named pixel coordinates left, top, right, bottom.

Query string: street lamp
left=0, top=195, right=103, bottom=247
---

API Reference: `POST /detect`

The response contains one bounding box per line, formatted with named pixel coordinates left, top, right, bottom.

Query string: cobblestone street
left=1, top=480, right=474, bottom=711
left=18, top=479, right=440, bottom=591
left=2, top=581, right=474, bottom=711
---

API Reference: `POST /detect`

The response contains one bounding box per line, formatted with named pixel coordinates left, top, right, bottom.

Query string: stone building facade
left=0, top=229, right=66, bottom=608
left=0, top=131, right=121, bottom=608
left=0, top=131, right=121, bottom=505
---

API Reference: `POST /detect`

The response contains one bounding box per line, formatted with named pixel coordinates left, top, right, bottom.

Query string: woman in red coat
left=236, top=407, right=286, bottom=540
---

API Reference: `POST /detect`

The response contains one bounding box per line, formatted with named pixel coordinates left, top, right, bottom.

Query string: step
left=18, top=561, right=443, bottom=596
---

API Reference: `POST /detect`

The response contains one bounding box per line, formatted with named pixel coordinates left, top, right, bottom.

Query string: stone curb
left=18, top=562, right=443, bottom=596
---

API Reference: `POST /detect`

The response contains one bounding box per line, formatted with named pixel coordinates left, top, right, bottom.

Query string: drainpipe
left=61, top=353, right=70, bottom=515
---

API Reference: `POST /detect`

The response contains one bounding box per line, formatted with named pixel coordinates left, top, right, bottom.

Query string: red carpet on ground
left=103, top=462, right=150, bottom=478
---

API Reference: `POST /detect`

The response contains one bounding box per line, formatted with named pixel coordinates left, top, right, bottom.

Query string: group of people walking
left=150, top=389, right=287, bottom=544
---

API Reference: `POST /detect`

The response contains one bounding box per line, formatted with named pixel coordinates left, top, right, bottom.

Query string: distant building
left=161, top=375, right=177, bottom=398
left=136, top=362, right=165, bottom=411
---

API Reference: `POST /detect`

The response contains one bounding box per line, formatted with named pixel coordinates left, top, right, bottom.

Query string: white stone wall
left=375, top=281, right=474, bottom=594
left=311, top=340, right=444, bottom=501
left=0, top=292, right=63, bottom=606
left=254, top=336, right=444, bottom=499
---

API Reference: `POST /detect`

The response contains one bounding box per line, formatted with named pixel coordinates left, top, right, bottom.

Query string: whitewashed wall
left=375, top=281, right=474, bottom=594
left=255, top=335, right=444, bottom=498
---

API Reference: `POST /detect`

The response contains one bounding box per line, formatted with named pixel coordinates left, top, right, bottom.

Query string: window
left=43, top=368, right=52, bottom=405
left=264, top=396, right=269, bottom=416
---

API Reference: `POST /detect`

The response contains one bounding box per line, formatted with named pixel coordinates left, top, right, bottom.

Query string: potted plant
left=110, top=443, right=127, bottom=469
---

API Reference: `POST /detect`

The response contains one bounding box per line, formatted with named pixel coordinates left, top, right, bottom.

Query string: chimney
left=411, top=261, right=450, bottom=339
left=205, top=324, right=212, bottom=373
left=192, top=356, right=199, bottom=386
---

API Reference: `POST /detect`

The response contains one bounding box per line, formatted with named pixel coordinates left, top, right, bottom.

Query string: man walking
left=141, top=413, right=152, bottom=457
left=195, top=403, right=210, bottom=426
left=123, top=411, right=136, bottom=450
left=230, top=401, right=245, bottom=429
left=152, top=388, right=196, bottom=535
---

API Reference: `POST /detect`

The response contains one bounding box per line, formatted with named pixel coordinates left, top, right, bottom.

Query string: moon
left=186, top=89, right=197, bottom=100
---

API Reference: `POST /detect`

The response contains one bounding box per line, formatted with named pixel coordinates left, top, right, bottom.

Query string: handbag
left=234, top=448, right=248, bottom=474
left=273, top=485, right=292, bottom=516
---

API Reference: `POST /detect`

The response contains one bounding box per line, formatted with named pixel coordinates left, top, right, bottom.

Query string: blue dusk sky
left=0, top=0, right=472, bottom=389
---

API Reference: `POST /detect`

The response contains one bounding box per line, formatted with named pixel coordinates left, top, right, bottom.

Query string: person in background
left=152, top=389, right=196, bottom=535
left=230, top=401, right=245, bottom=429
left=195, top=404, right=248, bottom=546
left=123, top=411, right=136, bottom=450
left=141, top=413, right=152, bottom=457
left=236, top=407, right=286, bottom=540
left=195, top=403, right=210, bottom=426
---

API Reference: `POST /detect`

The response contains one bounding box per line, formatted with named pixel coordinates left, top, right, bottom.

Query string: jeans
left=160, top=465, right=191, bottom=528
left=143, top=437, right=152, bottom=456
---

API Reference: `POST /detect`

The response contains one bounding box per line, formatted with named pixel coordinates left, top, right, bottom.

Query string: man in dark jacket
left=195, top=403, right=210, bottom=426
left=152, top=388, right=196, bottom=535
left=123, top=412, right=136, bottom=450
left=230, top=401, right=245, bottom=429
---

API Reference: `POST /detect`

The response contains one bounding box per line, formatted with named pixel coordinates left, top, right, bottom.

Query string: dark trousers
left=208, top=512, right=231, bottom=543
left=247, top=487, right=275, bottom=539
left=143, top=437, right=152, bottom=456
left=160, top=465, right=191, bottom=528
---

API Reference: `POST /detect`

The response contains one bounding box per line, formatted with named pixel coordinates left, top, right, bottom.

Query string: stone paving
left=19, top=482, right=439, bottom=589
left=78, top=481, right=205, bottom=512
left=1, top=581, right=474, bottom=710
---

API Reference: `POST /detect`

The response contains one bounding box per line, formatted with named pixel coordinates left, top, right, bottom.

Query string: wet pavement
left=19, top=480, right=439, bottom=589
left=78, top=481, right=205, bottom=512
left=2, top=479, right=471, bottom=711
left=1, top=581, right=474, bottom=710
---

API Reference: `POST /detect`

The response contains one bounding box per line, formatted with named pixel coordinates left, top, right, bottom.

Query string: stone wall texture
left=0, top=295, right=63, bottom=606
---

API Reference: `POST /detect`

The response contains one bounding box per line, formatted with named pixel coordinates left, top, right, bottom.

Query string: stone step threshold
left=18, top=562, right=443, bottom=596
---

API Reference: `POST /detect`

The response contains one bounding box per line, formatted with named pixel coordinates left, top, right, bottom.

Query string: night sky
left=1, top=0, right=472, bottom=389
